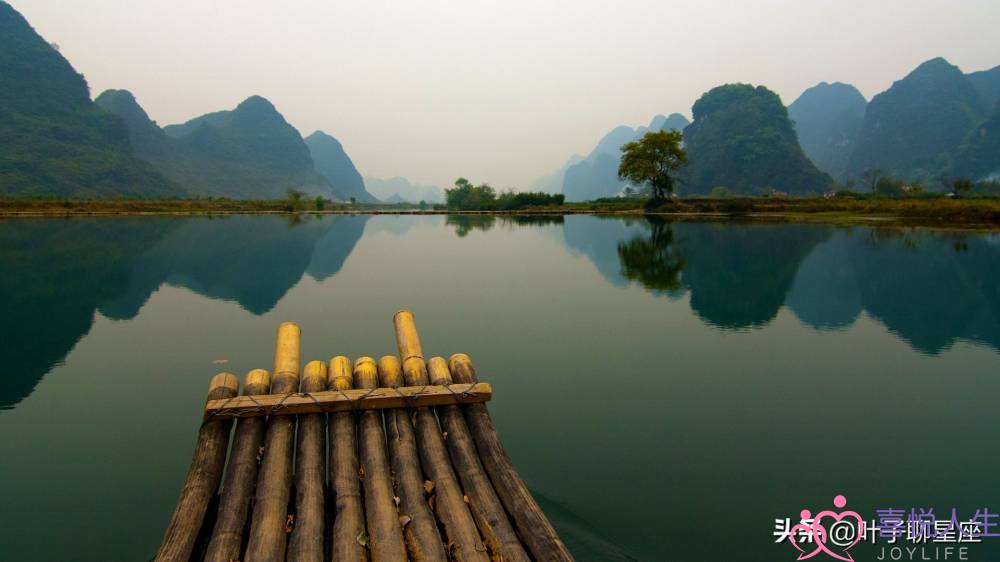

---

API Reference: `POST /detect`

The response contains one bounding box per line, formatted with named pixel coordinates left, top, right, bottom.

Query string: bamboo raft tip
left=244, top=368, right=270, bottom=388
left=157, top=313, right=573, bottom=562
left=449, top=352, right=473, bottom=368
left=208, top=372, right=239, bottom=393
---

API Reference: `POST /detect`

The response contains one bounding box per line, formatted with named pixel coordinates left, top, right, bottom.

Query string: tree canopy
left=617, top=130, right=687, bottom=200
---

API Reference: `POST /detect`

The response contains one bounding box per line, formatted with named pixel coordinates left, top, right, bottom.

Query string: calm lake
left=1, top=215, right=999, bottom=561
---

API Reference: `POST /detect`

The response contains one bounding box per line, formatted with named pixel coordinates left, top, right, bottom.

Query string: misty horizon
left=13, top=0, right=1000, bottom=189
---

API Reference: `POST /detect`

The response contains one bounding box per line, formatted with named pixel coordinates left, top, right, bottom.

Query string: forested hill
left=0, top=1, right=180, bottom=198
left=681, top=84, right=833, bottom=195
left=847, top=57, right=991, bottom=182
left=97, top=91, right=340, bottom=200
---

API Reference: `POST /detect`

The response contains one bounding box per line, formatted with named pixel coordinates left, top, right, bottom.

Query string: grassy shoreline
left=1, top=196, right=998, bottom=229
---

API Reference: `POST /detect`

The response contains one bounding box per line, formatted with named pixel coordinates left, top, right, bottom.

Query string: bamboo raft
left=155, top=310, right=572, bottom=562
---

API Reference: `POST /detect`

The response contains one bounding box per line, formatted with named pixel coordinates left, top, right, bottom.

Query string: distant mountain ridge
left=788, top=82, right=867, bottom=179
left=562, top=113, right=690, bottom=201
left=97, top=91, right=340, bottom=199
left=365, top=176, right=444, bottom=203
left=0, top=2, right=180, bottom=198
left=529, top=154, right=584, bottom=194
left=304, top=131, right=376, bottom=203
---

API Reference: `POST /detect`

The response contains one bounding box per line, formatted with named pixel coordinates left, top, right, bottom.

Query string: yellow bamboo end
left=353, top=356, right=379, bottom=389
left=302, top=360, right=328, bottom=393
left=273, top=322, right=301, bottom=379
left=377, top=355, right=403, bottom=388
left=447, top=353, right=477, bottom=384
left=392, top=310, right=423, bottom=362
left=245, top=369, right=271, bottom=394
left=209, top=372, right=239, bottom=393
left=328, top=356, right=353, bottom=391
left=426, top=357, right=452, bottom=385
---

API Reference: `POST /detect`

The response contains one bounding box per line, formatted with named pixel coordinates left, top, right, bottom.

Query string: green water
left=1, top=215, right=999, bottom=561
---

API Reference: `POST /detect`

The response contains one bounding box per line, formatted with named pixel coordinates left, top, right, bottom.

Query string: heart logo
left=785, top=495, right=865, bottom=561
left=812, top=507, right=865, bottom=562
left=787, top=515, right=827, bottom=560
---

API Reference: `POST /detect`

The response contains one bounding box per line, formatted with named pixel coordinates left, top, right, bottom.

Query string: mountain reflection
left=678, top=222, right=831, bottom=328
left=564, top=216, right=1000, bottom=353
left=1, top=215, right=997, bottom=409
left=836, top=229, right=1000, bottom=353
left=0, top=215, right=368, bottom=409
left=0, top=219, right=177, bottom=409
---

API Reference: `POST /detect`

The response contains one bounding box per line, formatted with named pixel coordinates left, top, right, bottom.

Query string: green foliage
left=0, top=4, right=180, bottom=198
left=855, top=171, right=930, bottom=197
left=445, top=178, right=565, bottom=210
left=285, top=188, right=306, bottom=211
left=874, top=176, right=907, bottom=197
left=618, top=130, right=687, bottom=200
left=682, top=84, right=833, bottom=195
left=709, top=186, right=731, bottom=198
left=951, top=178, right=973, bottom=198
left=496, top=190, right=564, bottom=209
left=446, top=178, right=495, bottom=210
left=314, top=195, right=326, bottom=210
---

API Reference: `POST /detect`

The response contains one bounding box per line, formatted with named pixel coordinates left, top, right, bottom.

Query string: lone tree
left=618, top=130, right=687, bottom=201
left=951, top=178, right=973, bottom=198
left=861, top=168, right=884, bottom=193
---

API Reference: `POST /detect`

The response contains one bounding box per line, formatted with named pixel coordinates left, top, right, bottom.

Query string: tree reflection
left=617, top=218, right=685, bottom=292
left=446, top=215, right=496, bottom=237
left=446, top=214, right=563, bottom=237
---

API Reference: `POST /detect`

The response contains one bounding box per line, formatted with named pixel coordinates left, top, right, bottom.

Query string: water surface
left=1, top=215, right=998, bottom=561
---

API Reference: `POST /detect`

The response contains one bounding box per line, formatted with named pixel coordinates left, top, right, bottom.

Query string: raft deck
left=155, top=310, right=572, bottom=562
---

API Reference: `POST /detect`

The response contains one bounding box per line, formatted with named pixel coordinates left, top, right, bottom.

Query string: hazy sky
left=14, top=0, right=1000, bottom=189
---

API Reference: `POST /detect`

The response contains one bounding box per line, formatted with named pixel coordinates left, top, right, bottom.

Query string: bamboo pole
left=155, top=372, right=239, bottom=562
left=392, top=311, right=489, bottom=562
left=448, top=353, right=573, bottom=561
left=288, top=360, right=327, bottom=562
left=377, top=355, right=447, bottom=562
left=204, top=369, right=272, bottom=562
left=246, top=322, right=302, bottom=562
left=327, top=356, right=367, bottom=562
left=354, top=356, right=407, bottom=561
left=427, top=357, right=530, bottom=562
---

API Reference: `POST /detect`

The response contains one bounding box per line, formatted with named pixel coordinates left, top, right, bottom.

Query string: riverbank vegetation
left=444, top=178, right=565, bottom=210
left=2, top=194, right=998, bottom=226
